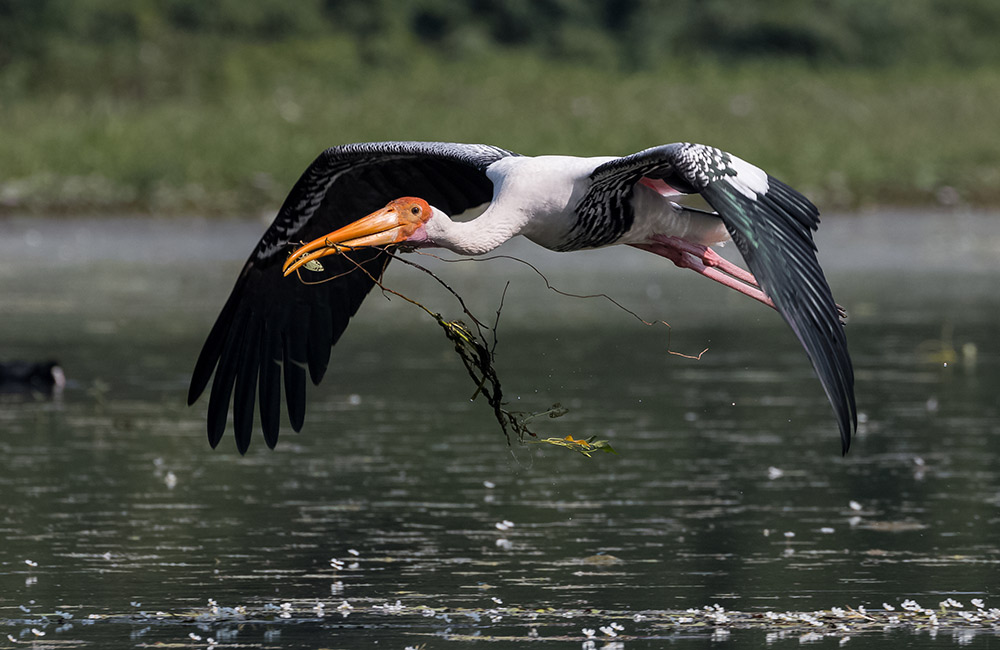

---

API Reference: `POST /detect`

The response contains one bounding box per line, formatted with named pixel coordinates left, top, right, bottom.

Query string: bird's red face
left=282, top=197, right=433, bottom=276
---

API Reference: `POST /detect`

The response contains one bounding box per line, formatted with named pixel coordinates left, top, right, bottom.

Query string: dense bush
left=4, top=0, right=1000, bottom=87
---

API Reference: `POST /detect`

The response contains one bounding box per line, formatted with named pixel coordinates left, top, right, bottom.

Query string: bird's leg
left=632, top=236, right=776, bottom=310
left=653, top=235, right=760, bottom=287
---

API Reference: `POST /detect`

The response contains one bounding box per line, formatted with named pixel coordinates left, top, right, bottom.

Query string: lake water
left=1, top=210, right=999, bottom=648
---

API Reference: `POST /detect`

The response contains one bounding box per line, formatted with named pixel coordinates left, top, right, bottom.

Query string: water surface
left=1, top=210, right=999, bottom=648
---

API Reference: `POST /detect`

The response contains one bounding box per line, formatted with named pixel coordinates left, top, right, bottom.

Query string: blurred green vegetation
left=1, top=0, right=999, bottom=213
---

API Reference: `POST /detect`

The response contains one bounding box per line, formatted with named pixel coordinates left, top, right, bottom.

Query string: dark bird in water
left=0, top=360, right=66, bottom=396
left=189, top=142, right=855, bottom=454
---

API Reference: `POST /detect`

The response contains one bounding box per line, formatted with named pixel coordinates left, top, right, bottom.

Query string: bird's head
left=283, top=197, right=439, bottom=276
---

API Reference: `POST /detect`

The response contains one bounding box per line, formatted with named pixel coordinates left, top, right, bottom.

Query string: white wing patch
left=725, top=154, right=770, bottom=199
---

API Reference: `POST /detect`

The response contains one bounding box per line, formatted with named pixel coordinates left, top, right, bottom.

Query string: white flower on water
left=971, top=598, right=985, bottom=609
left=375, top=600, right=403, bottom=612
left=582, top=627, right=596, bottom=638
left=599, top=626, right=617, bottom=637
left=882, top=603, right=894, bottom=611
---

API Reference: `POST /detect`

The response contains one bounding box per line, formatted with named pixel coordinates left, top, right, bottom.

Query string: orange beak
left=282, top=197, right=431, bottom=276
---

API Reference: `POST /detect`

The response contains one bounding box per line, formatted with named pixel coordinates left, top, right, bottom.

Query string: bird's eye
left=411, top=206, right=421, bottom=215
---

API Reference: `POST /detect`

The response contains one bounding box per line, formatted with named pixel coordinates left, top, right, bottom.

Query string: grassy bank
left=2, top=39, right=999, bottom=214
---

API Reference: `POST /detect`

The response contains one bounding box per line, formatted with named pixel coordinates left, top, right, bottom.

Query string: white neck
left=423, top=204, right=529, bottom=255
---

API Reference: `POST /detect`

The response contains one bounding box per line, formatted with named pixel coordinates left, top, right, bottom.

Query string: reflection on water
left=0, top=211, right=999, bottom=648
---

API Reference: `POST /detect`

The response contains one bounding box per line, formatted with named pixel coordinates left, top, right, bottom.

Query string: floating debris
left=5, top=596, right=1000, bottom=645
left=530, top=435, right=616, bottom=457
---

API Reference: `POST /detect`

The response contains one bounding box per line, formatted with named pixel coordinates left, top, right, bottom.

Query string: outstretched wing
left=584, top=143, right=856, bottom=453
left=189, top=141, right=517, bottom=453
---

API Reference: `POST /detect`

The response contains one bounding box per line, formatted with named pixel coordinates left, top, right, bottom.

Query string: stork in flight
left=189, top=141, right=856, bottom=455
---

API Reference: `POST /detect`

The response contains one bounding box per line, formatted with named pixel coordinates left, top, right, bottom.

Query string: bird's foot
left=633, top=236, right=776, bottom=310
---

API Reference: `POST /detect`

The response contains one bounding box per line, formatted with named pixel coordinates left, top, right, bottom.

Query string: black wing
left=584, top=143, right=856, bottom=453
left=188, top=141, right=517, bottom=453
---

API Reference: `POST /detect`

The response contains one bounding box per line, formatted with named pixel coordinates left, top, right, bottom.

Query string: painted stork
left=189, top=141, right=856, bottom=454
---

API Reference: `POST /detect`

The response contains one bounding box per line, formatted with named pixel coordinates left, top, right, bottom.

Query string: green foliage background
left=1, top=0, right=998, bottom=213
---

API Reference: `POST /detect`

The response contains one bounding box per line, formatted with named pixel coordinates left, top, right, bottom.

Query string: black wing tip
left=235, top=435, right=251, bottom=455
left=839, top=391, right=859, bottom=456
left=839, top=420, right=854, bottom=456
left=207, top=419, right=225, bottom=450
